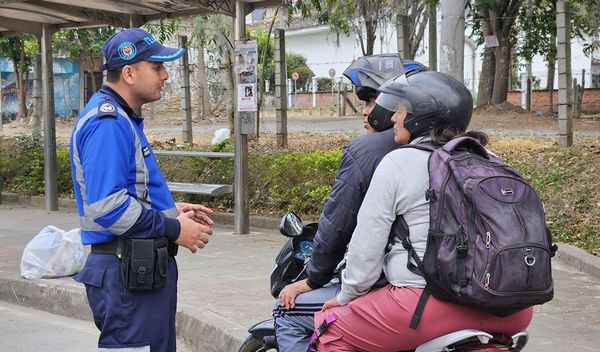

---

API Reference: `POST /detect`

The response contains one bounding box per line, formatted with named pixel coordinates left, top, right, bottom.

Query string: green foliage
left=292, top=65, right=316, bottom=91
left=53, top=27, right=115, bottom=60
left=316, top=77, right=334, bottom=92
left=211, top=138, right=233, bottom=152
left=0, top=134, right=72, bottom=196
left=0, top=34, right=37, bottom=71
left=287, top=53, right=315, bottom=91
left=261, top=151, right=341, bottom=213
left=4, top=134, right=600, bottom=255
left=144, top=19, right=181, bottom=44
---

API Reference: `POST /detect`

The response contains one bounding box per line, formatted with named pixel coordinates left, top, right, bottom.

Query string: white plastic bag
left=211, top=128, right=231, bottom=145
left=20, top=225, right=84, bottom=279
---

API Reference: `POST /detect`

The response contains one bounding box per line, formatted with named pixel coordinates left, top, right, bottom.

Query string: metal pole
left=312, top=76, right=317, bottom=108
left=556, top=0, right=573, bottom=147
left=234, top=0, right=249, bottom=234
left=179, top=35, right=193, bottom=144
left=42, top=24, right=58, bottom=211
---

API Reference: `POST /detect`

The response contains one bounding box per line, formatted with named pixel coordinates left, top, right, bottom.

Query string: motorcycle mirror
left=279, top=212, right=304, bottom=238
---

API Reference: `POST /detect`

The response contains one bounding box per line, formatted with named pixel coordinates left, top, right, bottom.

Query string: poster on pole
left=237, top=83, right=256, bottom=111
left=234, top=40, right=258, bottom=125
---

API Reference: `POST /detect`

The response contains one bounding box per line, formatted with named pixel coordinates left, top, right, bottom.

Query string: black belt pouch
left=121, top=238, right=169, bottom=291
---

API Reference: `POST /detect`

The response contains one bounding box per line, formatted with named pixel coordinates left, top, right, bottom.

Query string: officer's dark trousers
left=74, top=253, right=178, bottom=351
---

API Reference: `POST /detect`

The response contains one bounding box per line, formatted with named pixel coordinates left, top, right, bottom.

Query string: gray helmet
left=368, top=71, right=473, bottom=136
left=342, top=54, right=428, bottom=101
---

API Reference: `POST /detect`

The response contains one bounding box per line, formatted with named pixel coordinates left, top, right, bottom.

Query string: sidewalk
left=1, top=200, right=600, bottom=351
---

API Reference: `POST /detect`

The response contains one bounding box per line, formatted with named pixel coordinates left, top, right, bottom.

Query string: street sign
left=328, top=68, right=336, bottom=78
left=291, top=71, right=299, bottom=81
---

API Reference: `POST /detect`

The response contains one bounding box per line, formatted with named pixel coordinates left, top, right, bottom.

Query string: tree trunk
left=546, top=35, right=557, bottom=113
left=477, top=47, right=495, bottom=106
left=221, top=55, right=235, bottom=133
left=196, top=45, right=210, bottom=119
left=18, top=42, right=27, bottom=118
left=428, top=4, right=437, bottom=70
left=491, top=38, right=511, bottom=104
left=365, top=19, right=377, bottom=55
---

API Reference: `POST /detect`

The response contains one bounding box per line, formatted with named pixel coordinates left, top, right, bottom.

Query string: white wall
left=282, top=12, right=596, bottom=92
left=285, top=26, right=358, bottom=79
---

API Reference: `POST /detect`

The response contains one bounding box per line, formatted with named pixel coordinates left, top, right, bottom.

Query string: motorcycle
left=238, top=213, right=529, bottom=352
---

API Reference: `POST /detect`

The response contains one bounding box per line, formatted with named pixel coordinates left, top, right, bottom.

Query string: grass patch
left=2, top=134, right=599, bottom=255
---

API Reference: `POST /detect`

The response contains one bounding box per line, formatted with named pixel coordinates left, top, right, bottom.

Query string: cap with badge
left=99, top=28, right=185, bottom=71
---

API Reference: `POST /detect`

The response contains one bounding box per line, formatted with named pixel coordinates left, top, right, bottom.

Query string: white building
left=250, top=9, right=600, bottom=96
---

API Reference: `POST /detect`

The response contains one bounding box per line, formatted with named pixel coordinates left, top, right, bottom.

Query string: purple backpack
left=399, top=136, right=557, bottom=329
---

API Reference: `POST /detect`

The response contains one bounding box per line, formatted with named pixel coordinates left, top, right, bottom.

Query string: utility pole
left=234, top=0, right=250, bottom=234
left=556, top=0, right=573, bottom=147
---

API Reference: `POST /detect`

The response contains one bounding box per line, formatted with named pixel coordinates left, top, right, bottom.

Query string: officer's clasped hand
left=176, top=210, right=213, bottom=253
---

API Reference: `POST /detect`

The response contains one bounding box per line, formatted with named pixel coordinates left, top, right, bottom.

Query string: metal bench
left=153, top=150, right=234, bottom=196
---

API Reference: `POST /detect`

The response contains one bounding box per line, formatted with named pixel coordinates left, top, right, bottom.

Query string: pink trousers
left=314, top=285, right=533, bottom=352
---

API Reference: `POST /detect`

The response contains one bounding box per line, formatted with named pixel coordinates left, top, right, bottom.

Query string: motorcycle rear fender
left=415, top=329, right=493, bottom=352
left=248, top=318, right=275, bottom=340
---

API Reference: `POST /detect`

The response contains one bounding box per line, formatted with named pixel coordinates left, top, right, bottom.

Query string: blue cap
left=99, top=28, right=185, bottom=71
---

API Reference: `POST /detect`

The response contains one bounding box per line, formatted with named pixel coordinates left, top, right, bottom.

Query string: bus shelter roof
left=0, top=0, right=283, bottom=36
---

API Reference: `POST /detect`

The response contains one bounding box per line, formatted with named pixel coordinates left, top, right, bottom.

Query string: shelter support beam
left=234, top=0, right=250, bottom=234
left=41, top=24, right=58, bottom=211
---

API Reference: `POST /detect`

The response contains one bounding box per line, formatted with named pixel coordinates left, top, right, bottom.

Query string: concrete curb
left=554, top=243, right=600, bottom=280
left=2, top=194, right=600, bottom=351
left=0, top=271, right=91, bottom=321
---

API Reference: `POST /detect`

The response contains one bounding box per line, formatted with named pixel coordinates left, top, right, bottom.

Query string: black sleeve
left=306, top=148, right=367, bottom=289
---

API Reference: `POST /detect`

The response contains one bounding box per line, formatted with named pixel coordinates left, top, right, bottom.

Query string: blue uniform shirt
left=70, top=85, right=180, bottom=245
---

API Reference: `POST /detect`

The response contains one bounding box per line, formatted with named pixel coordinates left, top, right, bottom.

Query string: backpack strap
left=410, top=287, right=430, bottom=329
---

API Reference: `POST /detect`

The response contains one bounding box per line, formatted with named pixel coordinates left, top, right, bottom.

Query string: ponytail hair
left=429, top=122, right=489, bottom=146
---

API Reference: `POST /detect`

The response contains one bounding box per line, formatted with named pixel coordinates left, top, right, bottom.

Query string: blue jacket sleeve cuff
left=164, top=217, right=181, bottom=242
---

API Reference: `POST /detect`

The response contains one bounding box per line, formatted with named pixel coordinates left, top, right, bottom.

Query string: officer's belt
left=91, top=238, right=178, bottom=257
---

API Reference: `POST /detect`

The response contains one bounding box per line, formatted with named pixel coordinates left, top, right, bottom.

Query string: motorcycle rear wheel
left=237, top=335, right=275, bottom=352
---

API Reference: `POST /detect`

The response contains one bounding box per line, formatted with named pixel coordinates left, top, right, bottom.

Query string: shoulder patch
left=98, top=99, right=117, bottom=119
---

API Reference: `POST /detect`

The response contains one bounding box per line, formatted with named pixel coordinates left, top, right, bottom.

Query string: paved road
left=0, top=301, right=98, bottom=352
left=1, top=203, right=600, bottom=351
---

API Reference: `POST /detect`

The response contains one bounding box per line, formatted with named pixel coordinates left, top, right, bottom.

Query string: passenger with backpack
left=272, top=55, right=428, bottom=352
left=312, top=71, right=555, bottom=351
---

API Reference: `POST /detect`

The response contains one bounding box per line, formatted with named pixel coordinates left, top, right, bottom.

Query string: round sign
left=291, top=72, right=299, bottom=81
left=328, top=68, right=336, bottom=78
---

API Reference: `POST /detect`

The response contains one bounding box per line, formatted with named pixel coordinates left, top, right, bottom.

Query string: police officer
left=70, top=28, right=213, bottom=351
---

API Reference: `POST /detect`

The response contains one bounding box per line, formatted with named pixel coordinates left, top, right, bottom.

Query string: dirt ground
left=1, top=103, right=599, bottom=150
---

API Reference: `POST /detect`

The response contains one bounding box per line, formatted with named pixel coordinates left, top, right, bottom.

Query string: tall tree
left=0, top=34, right=37, bottom=118
left=473, top=0, right=523, bottom=106
left=395, top=0, right=433, bottom=59
left=193, top=14, right=235, bottom=131
left=53, top=27, right=116, bottom=94
left=293, top=0, right=393, bottom=56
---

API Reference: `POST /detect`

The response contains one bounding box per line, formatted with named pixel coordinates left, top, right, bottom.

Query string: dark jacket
left=306, top=128, right=399, bottom=289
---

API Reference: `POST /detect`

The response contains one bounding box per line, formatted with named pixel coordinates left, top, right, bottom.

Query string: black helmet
left=368, top=71, right=473, bottom=136
left=343, top=54, right=428, bottom=101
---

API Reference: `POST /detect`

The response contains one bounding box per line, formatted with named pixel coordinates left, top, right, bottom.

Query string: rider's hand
left=176, top=202, right=214, bottom=226
left=279, top=279, right=312, bottom=310
left=321, top=296, right=341, bottom=311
